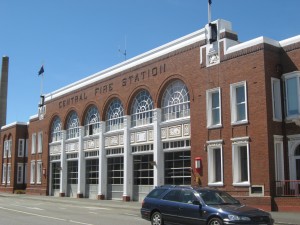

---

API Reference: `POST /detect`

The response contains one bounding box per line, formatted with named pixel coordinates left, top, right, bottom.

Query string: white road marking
left=10, top=204, right=44, bottom=210
left=84, top=206, right=111, bottom=210
left=0, top=206, right=94, bottom=225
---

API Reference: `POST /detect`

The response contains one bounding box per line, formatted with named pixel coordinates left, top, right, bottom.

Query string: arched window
left=84, top=106, right=100, bottom=136
left=51, top=117, right=62, bottom=142
left=131, top=90, right=154, bottom=127
left=106, top=99, right=124, bottom=132
left=66, top=111, right=80, bottom=139
left=161, top=80, right=190, bottom=121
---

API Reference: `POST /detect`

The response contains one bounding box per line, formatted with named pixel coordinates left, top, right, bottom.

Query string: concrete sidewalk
left=0, top=193, right=299, bottom=225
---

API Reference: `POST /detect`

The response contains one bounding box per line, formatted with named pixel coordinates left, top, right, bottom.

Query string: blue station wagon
left=141, top=186, right=274, bottom=225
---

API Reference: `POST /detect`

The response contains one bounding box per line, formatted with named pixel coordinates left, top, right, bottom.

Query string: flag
left=38, top=65, right=44, bottom=76
left=209, top=0, right=212, bottom=5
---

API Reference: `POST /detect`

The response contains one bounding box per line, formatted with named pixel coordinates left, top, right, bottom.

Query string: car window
left=181, top=190, right=198, bottom=204
left=162, top=190, right=182, bottom=202
left=147, top=188, right=168, bottom=199
left=200, top=190, right=240, bottom=205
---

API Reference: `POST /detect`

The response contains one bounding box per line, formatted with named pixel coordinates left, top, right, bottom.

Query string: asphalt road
left=0, top=193, right=299, bottom=225
left=0, top=195, right=148, bottom=225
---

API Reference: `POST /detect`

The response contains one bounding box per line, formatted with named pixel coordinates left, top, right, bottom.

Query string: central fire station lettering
left=122, top=64, right=166, bottom=86
left=59, top=93, right=88, bottom=108
left=94, top=83, right=113, bottom=96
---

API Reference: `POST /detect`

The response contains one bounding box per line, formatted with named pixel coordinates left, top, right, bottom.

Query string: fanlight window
left=84, top=106, right=100, bottom=136
left=51, top=117, right=62, bottom=142
left=66, top=111, right=80, bottom=139
left=131, top=90, right=154, bottom=127
left=106, top=99, right=124, bottom=132
left=162, top=80, right=190, bottom=121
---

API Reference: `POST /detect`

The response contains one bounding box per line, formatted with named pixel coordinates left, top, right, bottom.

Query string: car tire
left=208, top=217, right=223, bottom=225
left=151, top=211, right=164, bottom=225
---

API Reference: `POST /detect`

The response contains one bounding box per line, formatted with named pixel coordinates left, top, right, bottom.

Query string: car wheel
left=208, top=217, right=223, bottom=225
left=151, top=211, right=164, bottom=225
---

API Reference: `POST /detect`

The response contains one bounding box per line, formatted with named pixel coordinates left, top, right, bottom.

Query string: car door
left=177, top=190, right=207, bottom=225
left=160, top=189, right=182, bottom=224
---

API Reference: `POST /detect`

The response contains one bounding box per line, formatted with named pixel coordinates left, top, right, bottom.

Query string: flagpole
left=40, top=73, right=44, bottom=95
left=208, top=0, right=212, bottom=23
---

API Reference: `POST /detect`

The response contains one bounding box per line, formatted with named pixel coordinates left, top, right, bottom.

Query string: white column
left=98, top=121, right=107, bottom=199
left=123, top=115, right=132, bottom=201
left=60, top=130, right=67, bottom=196
left=153, top=109, right=164, bottom=187
left=77, top=126, right=85, bottom=197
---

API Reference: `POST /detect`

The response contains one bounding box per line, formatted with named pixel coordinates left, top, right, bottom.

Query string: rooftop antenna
left=118, top=35, right=127, bottom=61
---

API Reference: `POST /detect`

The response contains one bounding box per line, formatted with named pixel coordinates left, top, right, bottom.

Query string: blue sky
left=1, top=0, right=300, bottom=124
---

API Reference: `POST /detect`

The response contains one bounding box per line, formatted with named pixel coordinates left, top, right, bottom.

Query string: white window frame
left=3, top=140, right=8, bottom=158
left=232, top=138, right=250, bottom=186
left=7, top=163, right=11, bottom=185
left=17, top=163, right=24, bottom=184
left=25, top=139, right=28, bottom=157
left=283, top=71, right=300, bottom=120
left=274, top=135, right=284, bottom=181
left=7, top=139, right=12, bottom=158
left=18, top=139, right=25, bottom=157
left=271, top=78, right=282, bottom=121
left=2, top=164, right=6, bottom=184
left=207, top=141, right=223, bottom=186
left=36, top=161, right=42, bottom=184
left=38, top=132, right=43, bottom=153
left=31, top=133, right=37, bottom=154
left=24, top=163, right=28, bottom=184
left=230, top=81, right=248, bottom=125
left=30, top=161, right=36, bottom=184
left=206, top=87, right=222, bottom=128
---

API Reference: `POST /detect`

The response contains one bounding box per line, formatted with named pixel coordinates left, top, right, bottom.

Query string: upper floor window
left=84, top=106, right=100, bottom=136
left=51, top=117, right=62, bottom=142
left=66, top=111, right=80, bottom=139
left=230, top=81, right=248, bottom=124
left=38, top=132, right=43, bottom=153
left=131, top=90, right=154, bottom=127
left=106, top=99, right=124, bottom=132
left=206, top=87, right=221, bottom=128
left=31, top=133, right=36, bottom=154
left=3, top=138, right=12, bottom=158
left=162, top=80, right=190, bottom=121
left=271, top=78, right=282, bottom=121
left=18, top=139, right=25, bottom=157
left=284, top=72, right=300, bottom=119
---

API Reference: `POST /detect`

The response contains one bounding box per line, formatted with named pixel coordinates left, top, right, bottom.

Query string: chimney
left=0, top=56, right=9, bottom=128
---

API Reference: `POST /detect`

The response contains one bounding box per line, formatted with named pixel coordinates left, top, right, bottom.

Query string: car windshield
left=199, top=190, right=240, bottom=205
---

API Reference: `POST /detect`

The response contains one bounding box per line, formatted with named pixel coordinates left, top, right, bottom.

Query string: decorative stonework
left=148, top=130, right=153, bottom=141
left=131, top=133, right=135, bottom=143
left=83, top=139, right=99, bottom=150
left=183, top=124, right=190, bottom=136
left=207, top=48, right=220, bottom=65
left=169, top=125, right=182, bottom=138
left=119, top=134, right=124, bottom=145
left=50, top=144, right=61, bottom=155
left=110, top=136, right=119, bottom=146
left=161, top=128, right=167, bottom=139
left=65, top=142, right=79, bottom=152
left=136, top=131, right=147, bottom=142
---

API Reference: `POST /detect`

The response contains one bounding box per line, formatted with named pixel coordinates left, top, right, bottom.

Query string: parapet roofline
left=225, top=35, right=300, bottom=54
left=44, top=19, right=300, bottom=103
left=45, top=28, right=206, bottom=102
left=1, top=121, right=28, bottom=130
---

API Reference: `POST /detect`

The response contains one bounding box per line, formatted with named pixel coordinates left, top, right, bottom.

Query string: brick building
left=1, top=19, right=300, bottom=211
